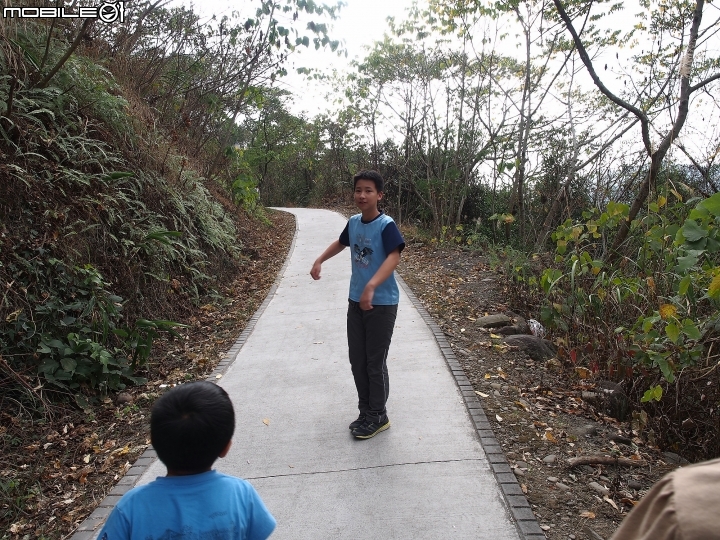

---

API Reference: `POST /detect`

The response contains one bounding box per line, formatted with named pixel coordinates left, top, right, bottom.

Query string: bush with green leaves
left=518, top=191, right=720, bottom=393
left=2, top=255, right=184, bottom=394
left=1, top=21, right=246, bottom=400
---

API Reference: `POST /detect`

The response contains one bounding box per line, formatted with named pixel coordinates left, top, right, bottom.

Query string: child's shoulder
left=350, top=213, right=396, bottom=225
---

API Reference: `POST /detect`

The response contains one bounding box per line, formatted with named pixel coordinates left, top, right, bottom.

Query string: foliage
left=0, top=18, right=247, bottom=399
left=0, top=254, right=189, bottom=393
left=509, top=191, right=720, bottom=389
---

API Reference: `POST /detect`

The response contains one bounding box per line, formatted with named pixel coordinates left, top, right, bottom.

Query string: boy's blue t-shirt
left=98, top=470, right=276, bottom=540
left=339, top=212, right=405, bottom=305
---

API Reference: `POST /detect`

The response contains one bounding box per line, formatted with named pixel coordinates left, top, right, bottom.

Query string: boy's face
left=354, top=179, right=383, bottom=213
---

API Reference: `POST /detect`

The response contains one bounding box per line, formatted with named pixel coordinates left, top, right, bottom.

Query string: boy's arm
left=310, top=240, right=346, bottom=280
left=359, top=248, right=401, bottom=310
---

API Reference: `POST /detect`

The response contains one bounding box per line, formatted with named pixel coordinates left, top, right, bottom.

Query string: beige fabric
left=611, top=457, right=720, bottom=540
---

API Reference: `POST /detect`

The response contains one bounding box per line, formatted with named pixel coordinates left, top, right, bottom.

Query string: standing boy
left=99, top=381, right=276, bottom=540
left=310, top=170, right=405, bottom=439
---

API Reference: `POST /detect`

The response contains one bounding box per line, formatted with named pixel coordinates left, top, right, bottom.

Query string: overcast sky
left=172, top=0, right=424, bottom=116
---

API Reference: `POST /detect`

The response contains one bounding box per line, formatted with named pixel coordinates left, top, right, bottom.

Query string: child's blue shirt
left=339, top=212, right=405, bottom=305
left=98, top=470, right=276, bottom=540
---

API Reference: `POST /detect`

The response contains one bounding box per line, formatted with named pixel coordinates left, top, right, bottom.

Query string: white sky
left=280, top=0, right=423, bottom=114
left=172, top=0, right=424, bottom=117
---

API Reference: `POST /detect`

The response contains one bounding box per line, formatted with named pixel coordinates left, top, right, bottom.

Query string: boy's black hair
left=353, top=170, right=384, bottom=192
left=151, top=381, right=235, bottom=472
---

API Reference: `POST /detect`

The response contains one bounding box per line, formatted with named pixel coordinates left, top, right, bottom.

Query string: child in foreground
left=311, top=170, right=405, bottom=439
left=99, top=381, right=276, bottom=540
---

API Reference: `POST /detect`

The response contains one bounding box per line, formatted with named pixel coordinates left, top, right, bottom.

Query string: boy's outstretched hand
left=311, top=240, right=346, bottom=281
left=310, top=260, right=322, bottom=280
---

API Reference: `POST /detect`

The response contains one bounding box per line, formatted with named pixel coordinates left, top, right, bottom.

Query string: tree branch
left=34, top=18, right=94, bottom=89
left=552, top=0, right=652, bottom=155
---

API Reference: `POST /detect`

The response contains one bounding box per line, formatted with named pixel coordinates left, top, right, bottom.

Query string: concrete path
left=72, top=208, right=542, bottom=540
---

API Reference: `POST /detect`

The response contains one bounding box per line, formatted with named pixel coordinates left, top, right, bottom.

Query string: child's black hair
left=353, top=170, right=384, bottom=192
left=151, top=381, right=235, bottom=472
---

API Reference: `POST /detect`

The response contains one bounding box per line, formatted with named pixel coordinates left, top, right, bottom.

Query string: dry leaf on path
left=476, top=391, right=490, bottom=398
left=580, top=511, right=596, bottom=519
left=514, top=400, right=531, bottom=411
left=603, top=496, right=619, bottom=511
left=575, top=367, right=592, bottom=379
left=262, top=418, right=270, bottom=426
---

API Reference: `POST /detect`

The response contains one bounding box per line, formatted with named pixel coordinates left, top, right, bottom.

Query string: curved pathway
left=72, top=208, right=543, bottom=540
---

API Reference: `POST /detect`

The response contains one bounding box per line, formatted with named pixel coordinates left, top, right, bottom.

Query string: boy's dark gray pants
left=346, top=300, right=398, bottom=420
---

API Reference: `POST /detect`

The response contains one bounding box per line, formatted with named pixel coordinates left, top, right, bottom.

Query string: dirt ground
left=397, top=241, right=682, bottom=540
left=2, top=209, right=683, bottom=540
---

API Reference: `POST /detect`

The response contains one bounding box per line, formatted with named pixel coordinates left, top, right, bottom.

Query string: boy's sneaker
left=348, top=413, right=366, bottom=431
left=352, top=415, right=390, bottom=439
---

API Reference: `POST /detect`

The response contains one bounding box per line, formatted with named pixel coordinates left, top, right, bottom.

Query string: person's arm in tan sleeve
left=610, top=473, right=679, bottom=540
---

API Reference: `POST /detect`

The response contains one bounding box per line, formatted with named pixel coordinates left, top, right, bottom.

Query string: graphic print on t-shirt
left=353, top=236, right=373, bottom=268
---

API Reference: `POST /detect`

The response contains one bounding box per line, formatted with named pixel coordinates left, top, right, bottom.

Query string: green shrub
left=517, top=191, right=720, bottom=385
left=1, top=255, right=184, bottom=394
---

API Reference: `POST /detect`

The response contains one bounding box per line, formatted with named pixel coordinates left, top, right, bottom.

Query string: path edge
left=69, top=211, right=300, bottom=540
left=397, top=274, right=546, bottom=540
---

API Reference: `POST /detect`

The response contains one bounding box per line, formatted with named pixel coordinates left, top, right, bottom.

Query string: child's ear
left=377, top=191, right=384, bottom=200
left=218, top=440, right=232, bottom=458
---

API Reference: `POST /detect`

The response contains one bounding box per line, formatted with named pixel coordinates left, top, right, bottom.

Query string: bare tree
left=553, top=0, right=720, bottom=259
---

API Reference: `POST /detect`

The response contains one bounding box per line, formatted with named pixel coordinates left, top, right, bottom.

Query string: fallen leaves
left=396, top=240, right=677, bottom=540
left=603, top=496, right=619, bottom=511
left=575, top=367, right=592, bottom=379
left=262, top=418, right=271, bottom=426
left=514, top=400, right=531, bottom=411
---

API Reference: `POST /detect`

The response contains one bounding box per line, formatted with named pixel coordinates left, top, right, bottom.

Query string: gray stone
left=663, top=452, right=690, bottom=465
left=116, top=392, right=133, bottom=405
left=547, top=477, right=559, bottom=483
left=543, top=454, right=557, bottom=464
left=584, top=380, right=629, bottom=421
left=514, top=468, right=526, bottom=477
left=476, top=314, right=512, bottom=328
left=588, top=481, right=610, bottom=496
left=570, top=424, right=599, bottom=437
left=495, top=325, right=528, bottom=336
left=627, top=479, right=643, bottom=490
left=490, top=383, right=503, bottom=390
left=503, top=334, right=557, bottom=362
left=556, top=482, right=571, bottom=491
left=515, top=461, right=529, bottom=469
